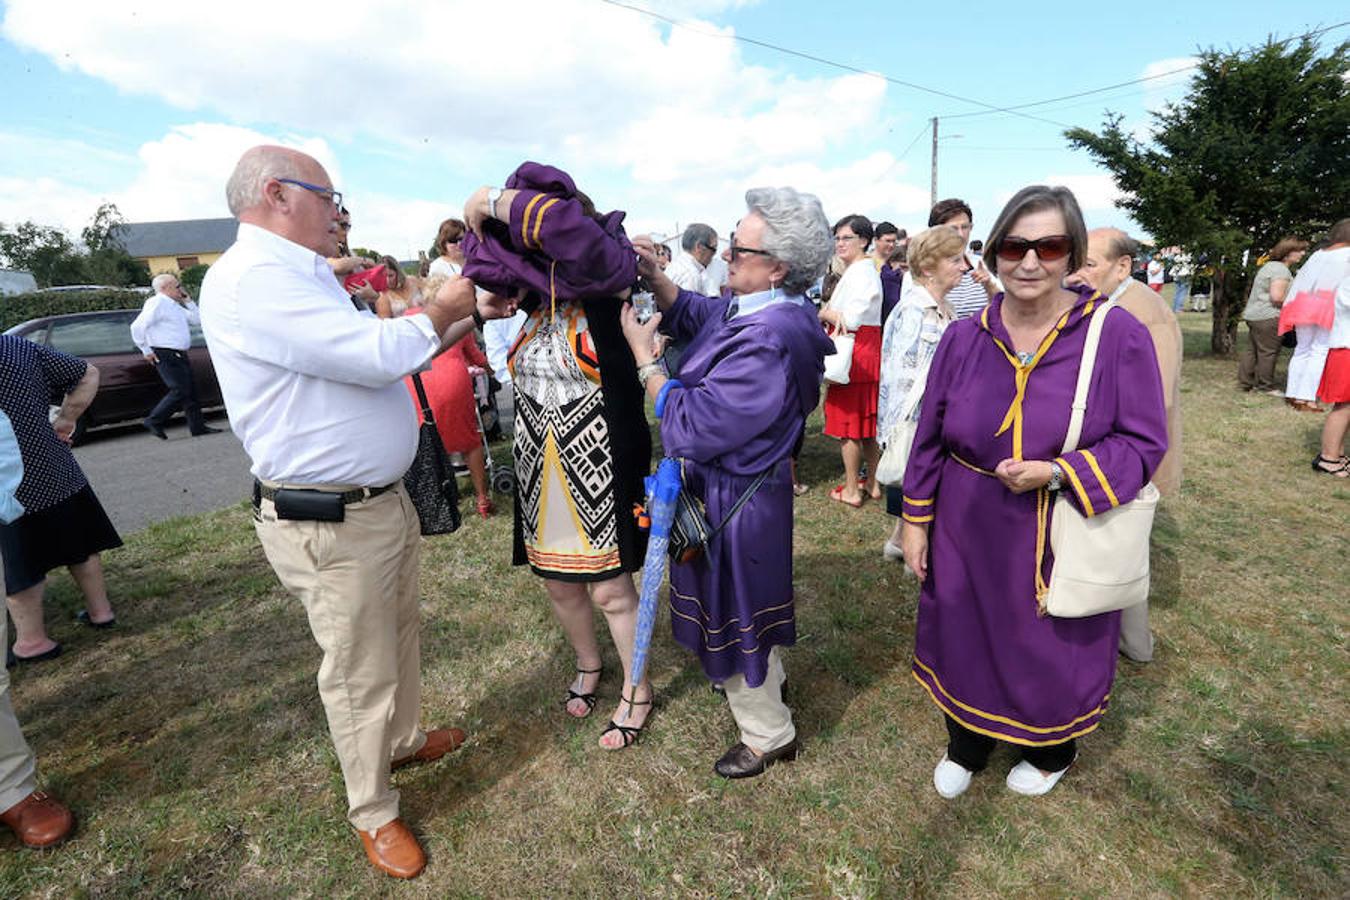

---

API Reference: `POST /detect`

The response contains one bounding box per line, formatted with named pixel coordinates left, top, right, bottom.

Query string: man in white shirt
left=665, top=223, right=721, bottom=296
left=200, top=145, right=507, bottom=880
left=129, top=273, right=221, bottom=438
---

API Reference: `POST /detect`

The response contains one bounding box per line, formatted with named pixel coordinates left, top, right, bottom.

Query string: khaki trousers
left=254, top=483, right=426, bottom=832
left=0, top=554, right=37, bottom=813
left=722, top=647, right=795, bottom=753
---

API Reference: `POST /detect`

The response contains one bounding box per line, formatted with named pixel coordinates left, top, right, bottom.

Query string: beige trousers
left=722, top=647, right=795, bottom=753
left=1119, top=601, right=1154, bottom=662
left=0, top=554, right=38, bottom=813
left=254, top=483, right=426, bottom=832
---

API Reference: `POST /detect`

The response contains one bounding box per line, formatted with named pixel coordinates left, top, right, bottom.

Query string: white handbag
left=823, top=326, right=854, bottom=385
left=1043, top=299, right=1159, bottom=618
left=875, top=419, right=917, bottom=486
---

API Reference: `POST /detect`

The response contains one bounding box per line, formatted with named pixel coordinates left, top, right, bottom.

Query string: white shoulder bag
left=875, top=308, right=940, bottom=486
left=1043, top=300, right=1160, bottom=618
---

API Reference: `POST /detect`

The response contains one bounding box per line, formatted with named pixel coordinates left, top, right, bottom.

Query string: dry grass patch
left=0, top=311, right=1345, bottom=897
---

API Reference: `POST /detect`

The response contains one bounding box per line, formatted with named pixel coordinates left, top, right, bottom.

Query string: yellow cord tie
left=991, top=316, right=1068, bottom=460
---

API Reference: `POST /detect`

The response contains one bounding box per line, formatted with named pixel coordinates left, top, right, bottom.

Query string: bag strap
left=705, top=465, right=774, bottom=544
left=1061, top=298, right=1116, bottom=455
left=411, top=372, right=436, bottom=424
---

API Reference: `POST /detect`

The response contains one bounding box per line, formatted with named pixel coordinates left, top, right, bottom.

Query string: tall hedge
left=0, top=289, right=149, bottom=332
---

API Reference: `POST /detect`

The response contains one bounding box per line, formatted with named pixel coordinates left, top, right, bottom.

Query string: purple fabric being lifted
left=900, top=287, right=1167, bottom=746
left=461, top=161, right=636, bottom=301
left=658, top=288, right=834, bottom=688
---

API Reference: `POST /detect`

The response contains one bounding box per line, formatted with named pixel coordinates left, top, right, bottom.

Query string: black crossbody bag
left=668, top=464, right=773, bottom=564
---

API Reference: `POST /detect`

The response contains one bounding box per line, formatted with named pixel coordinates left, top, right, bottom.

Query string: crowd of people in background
left=1, top=142, right=1345, bottom=877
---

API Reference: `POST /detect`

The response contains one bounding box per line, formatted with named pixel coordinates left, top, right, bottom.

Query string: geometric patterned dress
left=510, top=299, right=626, bottom=579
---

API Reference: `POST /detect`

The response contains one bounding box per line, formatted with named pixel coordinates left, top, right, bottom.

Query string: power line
left=897, top=122, right=931, bottom=160
left=940, top=18, right=1349, bottom=121
left=595, top=0, right=1074, bottom=128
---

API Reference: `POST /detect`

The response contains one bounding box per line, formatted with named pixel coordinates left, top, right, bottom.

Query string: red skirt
left=1317, top=347, right=1350, bottom=404
left=824, top=324, right=881, bottom=439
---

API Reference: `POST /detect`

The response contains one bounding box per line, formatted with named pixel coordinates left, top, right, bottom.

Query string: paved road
left=72, top=417, right=253, bottom=535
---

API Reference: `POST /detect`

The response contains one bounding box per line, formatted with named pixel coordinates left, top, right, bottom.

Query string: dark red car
left=3, top=309, right=223, bottom=443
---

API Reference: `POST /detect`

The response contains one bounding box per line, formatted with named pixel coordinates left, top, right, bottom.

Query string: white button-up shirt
left=129, top=292, right=201, bottom=354
left=200, top=223, right=441, bottom=486
left=666, top=252, right=721, bottom=296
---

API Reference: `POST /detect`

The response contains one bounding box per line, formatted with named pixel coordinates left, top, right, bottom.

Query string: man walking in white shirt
left=201, top=145, right=508, bottom=879
left=129, top=273, right=221, bottom=438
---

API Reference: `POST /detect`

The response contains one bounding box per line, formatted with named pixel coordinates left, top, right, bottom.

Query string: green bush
left=1, top=288, right=149, bottom=332
left=178, top=263, right=210, bottom=296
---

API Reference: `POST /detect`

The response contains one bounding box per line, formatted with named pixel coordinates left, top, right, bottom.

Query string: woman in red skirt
left=820, top=214, right=883, bottom=507
left=404, top=300, right=496, bottom=515
left=1314, top=274, right=1350, bottom=478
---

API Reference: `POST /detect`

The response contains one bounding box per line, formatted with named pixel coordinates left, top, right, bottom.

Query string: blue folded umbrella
left=624, top=457, right=682, bottom=721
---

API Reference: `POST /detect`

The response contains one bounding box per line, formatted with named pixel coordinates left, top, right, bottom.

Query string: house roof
left=112, top=218, right=238, bottom=258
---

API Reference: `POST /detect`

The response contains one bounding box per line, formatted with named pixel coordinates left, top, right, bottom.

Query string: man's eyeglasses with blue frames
left=276, top=178, right=343, bottom=209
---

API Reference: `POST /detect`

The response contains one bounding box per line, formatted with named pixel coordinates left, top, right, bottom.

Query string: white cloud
left=0, top=125, right=338, bottom=246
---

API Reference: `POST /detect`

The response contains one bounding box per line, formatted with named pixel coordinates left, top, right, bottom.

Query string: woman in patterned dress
left=462, top=164, right=652, bottom=749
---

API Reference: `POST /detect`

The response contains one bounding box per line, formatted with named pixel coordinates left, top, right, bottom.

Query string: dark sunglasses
left=728, top=245, right=773, bottom=261
left=995, top=234, right=1073, bottom=262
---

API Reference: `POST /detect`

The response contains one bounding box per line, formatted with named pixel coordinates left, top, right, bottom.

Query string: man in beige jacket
left=1072, top=228, right=1183, bottom=662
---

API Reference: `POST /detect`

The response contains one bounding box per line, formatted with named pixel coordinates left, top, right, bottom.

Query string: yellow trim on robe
left=532, top=198, right=561, bottom=249
left=670, top=606, right=796, bottom=653
left=911, top=671, right=1106, bottom=747
left=990, top=318, right=1067, bottom=460
left=912, top=658, right=1109, bottom=735
left=1055, top=455, right=1095, bottom=517
left=669, top=588, right=793, bottom=634
left=902, top=513, right=935, bottom=524
left=950, top=453, right=996, bottom=477
left=520, top=194, right=546, bottom=248
left=1080, top=450, right=1119, bottom=508
left=903, top=496, right=934, bottom=506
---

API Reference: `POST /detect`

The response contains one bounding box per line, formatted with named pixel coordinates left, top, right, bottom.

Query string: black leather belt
left=253, top=480, right=397, bottom=506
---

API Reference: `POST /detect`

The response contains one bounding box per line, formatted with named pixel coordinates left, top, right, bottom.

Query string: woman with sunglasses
left=428, top=218, right=467, bottom=278
left=619, top=187, right=834, bottom=778
left=898, top=185, right=1168, bottom=798
left=821, top=214, right=884, bottom=507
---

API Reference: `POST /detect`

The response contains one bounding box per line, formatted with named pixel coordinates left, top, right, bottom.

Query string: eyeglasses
left=276, top=178, right=343, bottom=209
left=728, top=245, right=774, bottom=261
left=995, top=234, right=1073, bottom=262
left=834, top=234, right=861, bottom=243
left=699, top=242, right=718, bottom=253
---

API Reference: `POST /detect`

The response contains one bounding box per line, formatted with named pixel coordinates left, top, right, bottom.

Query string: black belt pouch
left=273, top=489, right=345, bottom=522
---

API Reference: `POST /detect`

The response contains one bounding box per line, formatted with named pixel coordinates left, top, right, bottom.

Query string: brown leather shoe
left=0, top=790, right=75, bottom=848
left=391, top=727, right=467, bottom=771
left=357, top=818, right=425, bottom=879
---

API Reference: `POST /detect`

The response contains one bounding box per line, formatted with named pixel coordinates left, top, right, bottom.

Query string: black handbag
left=402, top=373, right=462, bottom=536
left=667, top=464, right=772, bottom=564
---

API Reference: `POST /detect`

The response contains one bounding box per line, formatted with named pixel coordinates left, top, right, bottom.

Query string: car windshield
left=48, top=315, right=139, bottom=357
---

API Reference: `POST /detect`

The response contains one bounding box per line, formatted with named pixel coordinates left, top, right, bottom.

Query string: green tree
left=178, top=262, right=210, bottom=296
left=0, top=220, right=82, bottom=287
left=1067, top=35, right=1349, bottom=353
left=81, top=201, right=127, bottom=253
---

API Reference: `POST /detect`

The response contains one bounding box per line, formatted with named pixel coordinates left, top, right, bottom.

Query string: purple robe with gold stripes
left=900, top=286, right=1167, bottom=746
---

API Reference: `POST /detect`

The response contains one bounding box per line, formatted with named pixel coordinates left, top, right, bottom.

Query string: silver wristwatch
left=1047, top=461, right=1064, bottom=492
left=487, top=187, right=503, bottom=220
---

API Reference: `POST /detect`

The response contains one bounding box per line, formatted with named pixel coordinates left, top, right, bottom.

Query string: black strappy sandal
left=599, top=693, right=653, bottom=750
left=1311, top=455, right=1350, bottom=478
left=564, top=666, right=603, bottom=718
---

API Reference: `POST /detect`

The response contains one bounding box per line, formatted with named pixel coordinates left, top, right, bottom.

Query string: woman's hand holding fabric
left=994, top=458, right=1053, bottom=494
left=900, top=521, right=929, bottom=580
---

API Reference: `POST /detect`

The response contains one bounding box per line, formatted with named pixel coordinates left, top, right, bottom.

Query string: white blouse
left=829, top=258, right=883, bottom=329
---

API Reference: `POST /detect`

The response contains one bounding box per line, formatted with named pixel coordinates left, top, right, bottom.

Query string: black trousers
left=945, top=715, right=1076, bottom=773
left=147, top=347, right=206, bottom=433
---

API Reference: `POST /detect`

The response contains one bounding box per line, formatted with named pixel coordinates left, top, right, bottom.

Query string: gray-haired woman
left=620, top=187, right=835, bottom=778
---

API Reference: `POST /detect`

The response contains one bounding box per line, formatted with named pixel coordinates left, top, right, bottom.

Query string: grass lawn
left=2, top=310, right=1346, bottom=898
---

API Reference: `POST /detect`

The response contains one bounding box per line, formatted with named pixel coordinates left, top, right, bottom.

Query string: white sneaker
left=933, top=754, right=973, bottom=799
left=1005, top=758, right=1074, bottom=796
left=882, top=541, right=904, bottom=562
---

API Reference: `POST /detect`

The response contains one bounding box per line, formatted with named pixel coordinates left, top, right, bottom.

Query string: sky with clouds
left=0, top=0, right=1342, bottom=262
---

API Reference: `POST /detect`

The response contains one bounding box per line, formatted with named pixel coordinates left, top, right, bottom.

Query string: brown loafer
left=391, top=727, right=467, bottom=772
left=0, top=790, right=75, bottom=848
left=357, top=818, right=425, bottom=879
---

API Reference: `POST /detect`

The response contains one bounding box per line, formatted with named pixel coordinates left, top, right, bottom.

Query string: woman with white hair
left=620, top=187, right=834, bottom=778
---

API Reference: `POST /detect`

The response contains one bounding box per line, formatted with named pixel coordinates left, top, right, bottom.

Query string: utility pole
left=930, top=116, right=938, bottom=208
